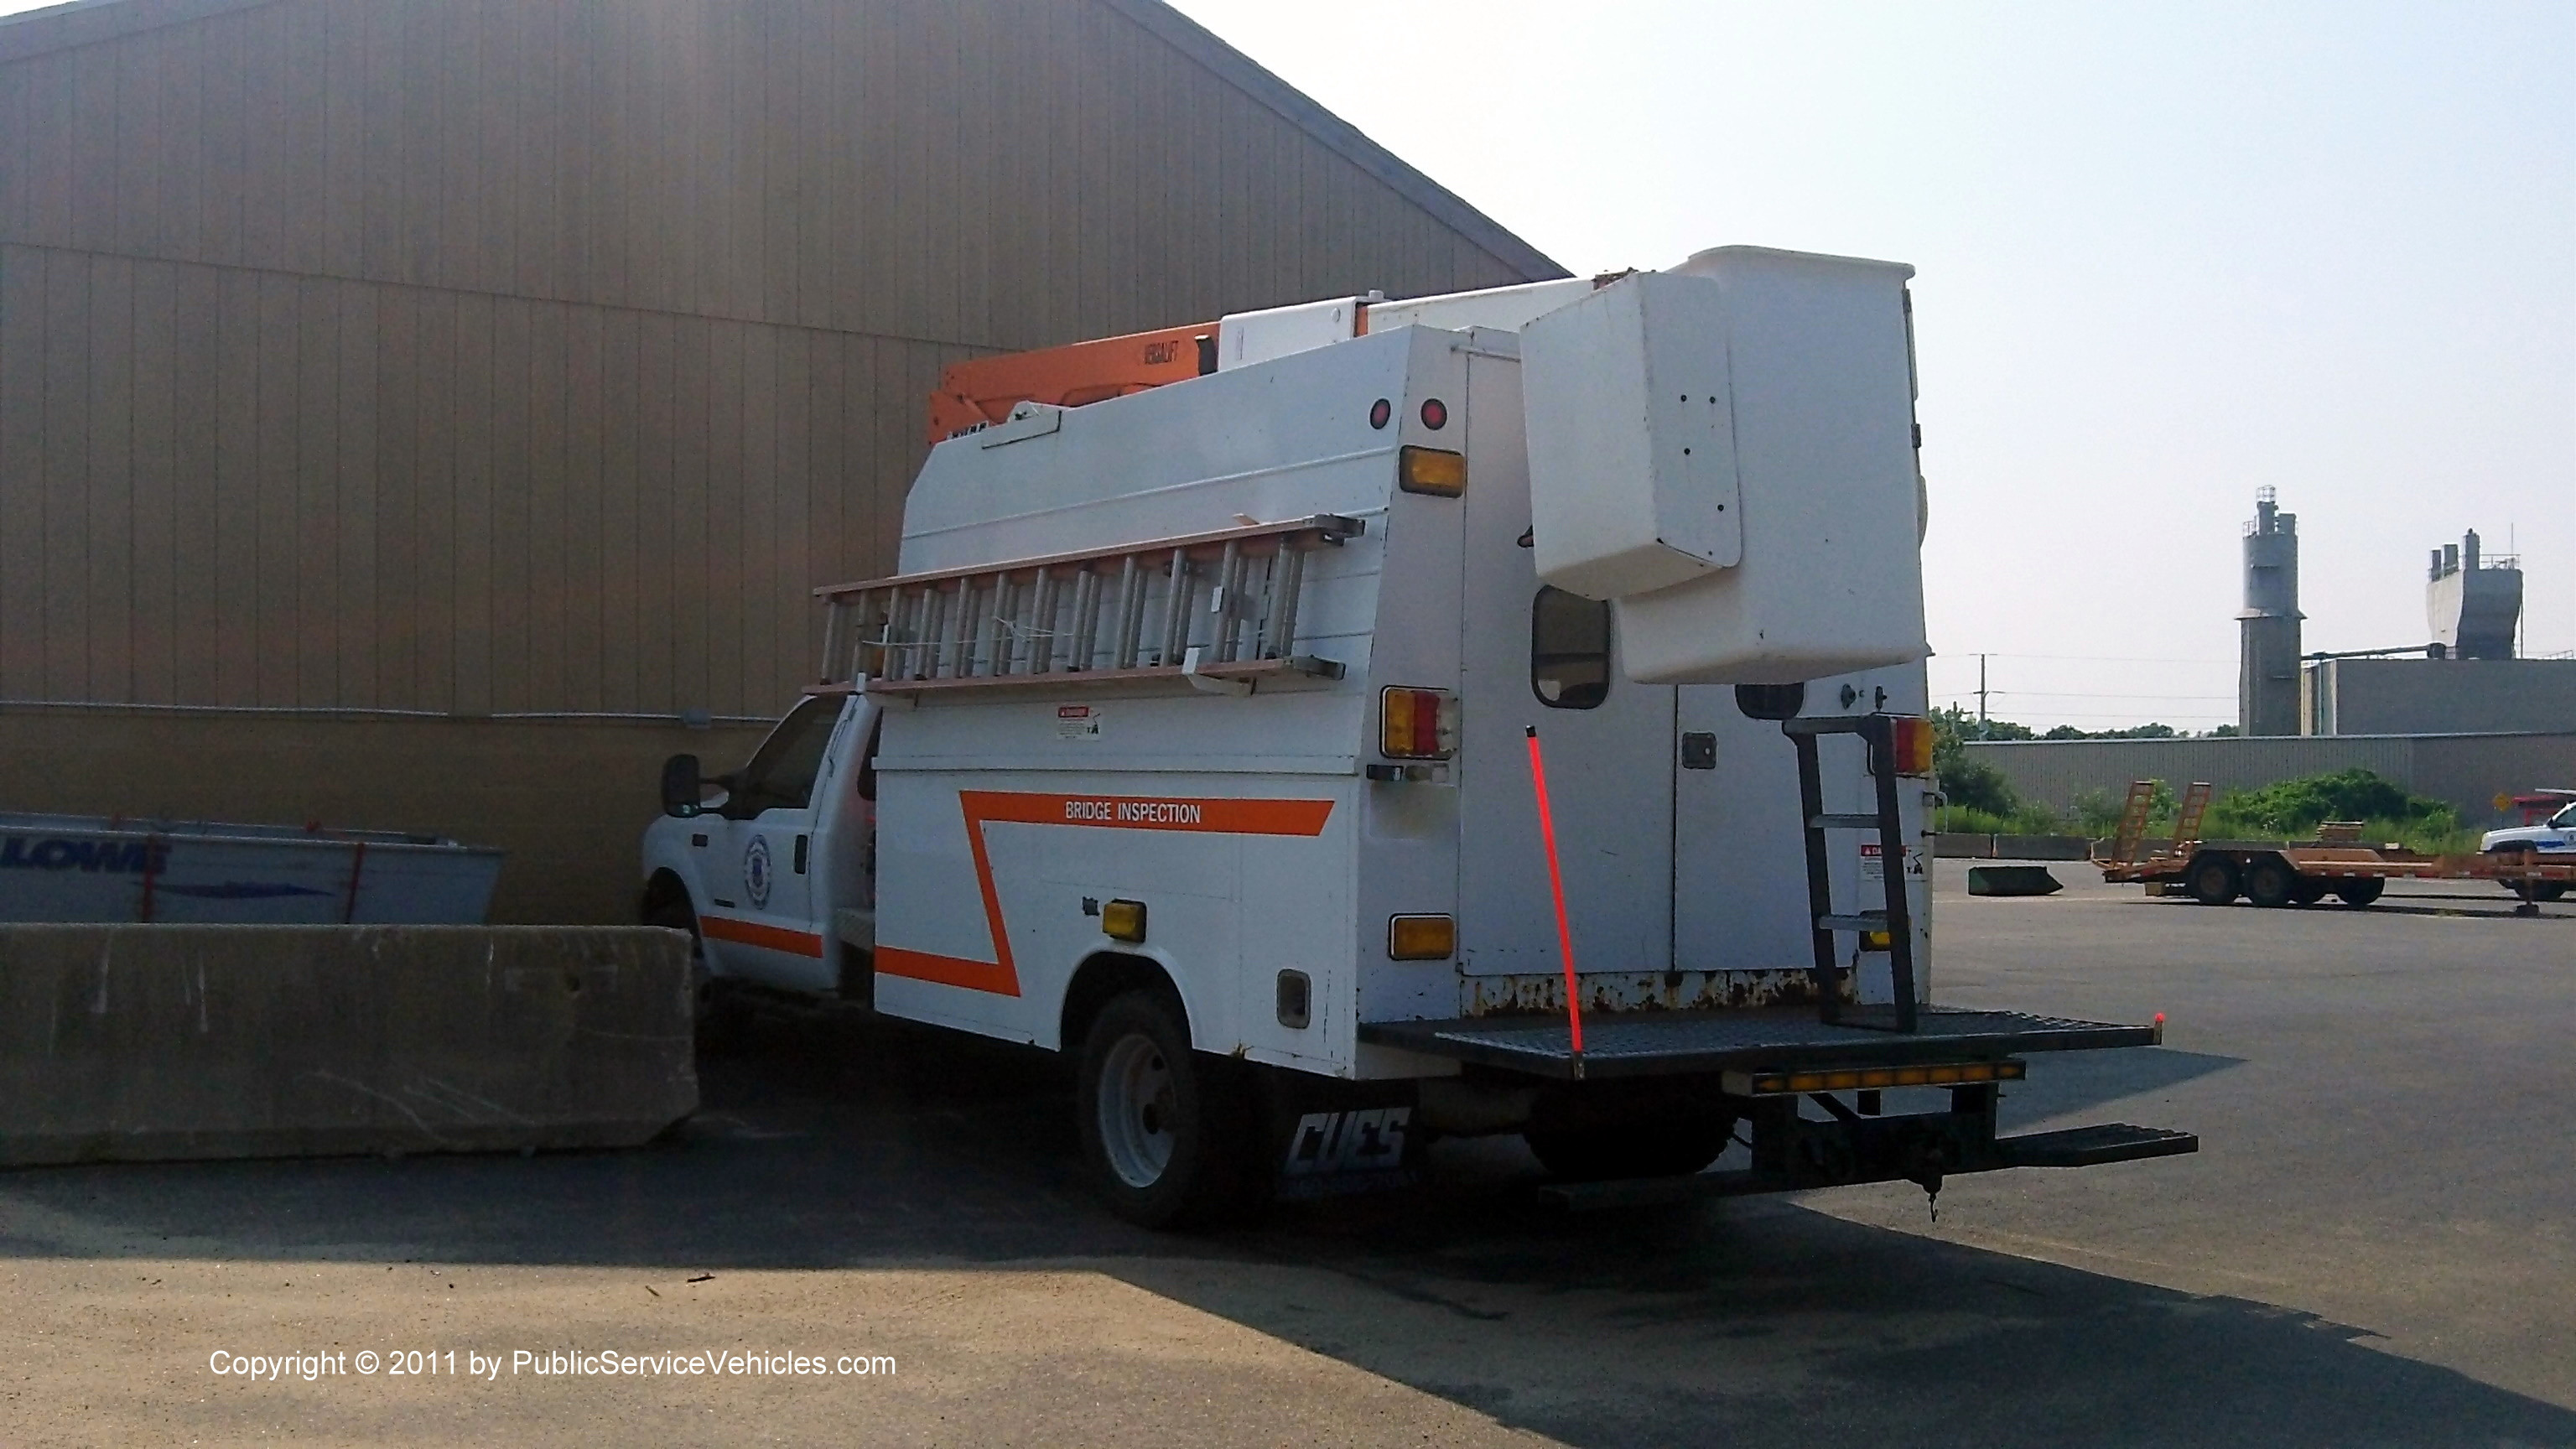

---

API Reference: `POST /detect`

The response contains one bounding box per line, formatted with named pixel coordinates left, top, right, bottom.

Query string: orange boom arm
left=925, top=321, right=1218, bottom=444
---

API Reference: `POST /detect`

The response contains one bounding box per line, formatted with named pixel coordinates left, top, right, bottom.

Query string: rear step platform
left=1997, top=1123, right=2199, bottom=1168
left=1539, top=1120, right=2202, bottom=1212
left=1360, top=1006, right=2161, bottom=1081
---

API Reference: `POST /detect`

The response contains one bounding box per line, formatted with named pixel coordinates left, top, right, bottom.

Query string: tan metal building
left=0, top=0, right=1564, bottom=922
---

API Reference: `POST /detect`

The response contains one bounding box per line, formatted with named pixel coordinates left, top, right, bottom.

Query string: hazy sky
left=3, top=2, right=2566, bottom=730
left=1162, top=0, right=2574, bottom=730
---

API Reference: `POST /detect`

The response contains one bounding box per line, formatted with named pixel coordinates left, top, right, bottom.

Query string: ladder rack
left=813, top=514, right=1363, bottom=699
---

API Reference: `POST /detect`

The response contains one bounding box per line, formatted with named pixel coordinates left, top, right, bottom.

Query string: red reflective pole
left=1523, top=726, right=1586, bottom=1074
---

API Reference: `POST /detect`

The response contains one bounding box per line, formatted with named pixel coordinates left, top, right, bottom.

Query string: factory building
left=2302, top=530, right=2568, bottom=737
left=0, top=0, right=1564, bottom=922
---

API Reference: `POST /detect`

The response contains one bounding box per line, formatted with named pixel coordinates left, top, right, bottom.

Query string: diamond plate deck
left=1358, top=1006, right=2161, bottom=1080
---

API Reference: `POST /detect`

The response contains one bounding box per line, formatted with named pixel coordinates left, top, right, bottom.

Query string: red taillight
left=1890, top=715, right=1934, bottom=776
left=1380, top=687, right=1457, bottom=760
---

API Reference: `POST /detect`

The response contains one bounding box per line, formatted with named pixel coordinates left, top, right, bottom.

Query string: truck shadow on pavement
left=1, top=1009, right=2568, bottom=1449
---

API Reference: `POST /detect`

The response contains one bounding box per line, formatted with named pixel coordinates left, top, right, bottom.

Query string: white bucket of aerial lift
left=1520, top=247, right=1931, bottom=685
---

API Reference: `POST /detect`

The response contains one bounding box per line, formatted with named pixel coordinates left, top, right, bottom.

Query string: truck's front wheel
left=646, top=895, right=746, bottom=1053
left=1077, top=990, right=1253, bottom=1229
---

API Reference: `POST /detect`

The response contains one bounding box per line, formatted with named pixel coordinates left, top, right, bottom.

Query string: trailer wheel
left=2289, top=878, right=2329, bottom=906
left=2331, top=879, right=2385, bottom=906
left=1077, top=989, right=1253, bottom=1230
left=2243, top=857, right=2297, bottom=909
left=2185, top=855, right=2240, bottom=906
left=1524, top=1118, right=1733, bottom=1182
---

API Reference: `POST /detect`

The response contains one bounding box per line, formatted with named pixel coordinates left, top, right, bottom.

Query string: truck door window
left=1531, top=586, right=1612, bottom=709
left=723, top=694, right=839, bottom=818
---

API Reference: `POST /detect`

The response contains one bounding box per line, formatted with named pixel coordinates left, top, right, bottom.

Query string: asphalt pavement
left=1, top=862, right=2570, bottom=1446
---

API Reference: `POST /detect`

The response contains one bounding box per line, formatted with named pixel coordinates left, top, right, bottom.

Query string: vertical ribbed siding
left=0, top=243, right=939, bottom=719
left=0, top=0, right=1552, bottom=719
left=0, top=0, right=1539, bottom=343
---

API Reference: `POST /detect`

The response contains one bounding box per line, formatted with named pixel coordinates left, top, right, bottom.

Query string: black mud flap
left=1249, top=1072, right=1426, bottom=1202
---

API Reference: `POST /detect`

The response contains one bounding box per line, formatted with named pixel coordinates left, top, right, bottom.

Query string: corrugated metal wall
left=0, top=0, right=1547, bottom=720
left=1965, top=734, right=2576, bottom=828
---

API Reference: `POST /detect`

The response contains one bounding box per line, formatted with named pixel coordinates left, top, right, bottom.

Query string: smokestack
left=2238, top=488, right=2303, bottom=735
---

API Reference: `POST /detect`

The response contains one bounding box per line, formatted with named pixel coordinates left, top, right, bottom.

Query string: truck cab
left=643, top=247, right=2195, bottom=1228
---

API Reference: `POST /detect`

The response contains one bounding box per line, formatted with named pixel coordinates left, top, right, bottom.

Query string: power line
left=1940, top=690, right=2236, bottom=701
left=1936, top=652, right=2233, bottom=665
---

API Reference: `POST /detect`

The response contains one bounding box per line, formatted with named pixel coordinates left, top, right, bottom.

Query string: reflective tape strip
left=699, top=915, right=826, bottom=958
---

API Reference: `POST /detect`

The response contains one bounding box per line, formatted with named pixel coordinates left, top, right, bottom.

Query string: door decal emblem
left=744, top=835, right=773, bottom=908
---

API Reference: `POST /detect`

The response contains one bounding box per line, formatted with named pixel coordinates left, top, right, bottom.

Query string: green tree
left=1929, top=705, right=2021, bottom=817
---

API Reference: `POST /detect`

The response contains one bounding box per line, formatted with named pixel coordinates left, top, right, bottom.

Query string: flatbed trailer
left=2103, top=844, right=2573, bottom=910
left=2090, top=779, right=2573, bottom=910
left=2098, top=831, right=2570, bottom=925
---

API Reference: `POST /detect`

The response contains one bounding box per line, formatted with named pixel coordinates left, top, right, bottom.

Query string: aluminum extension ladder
left=813, top=514, right=1362, bottom=698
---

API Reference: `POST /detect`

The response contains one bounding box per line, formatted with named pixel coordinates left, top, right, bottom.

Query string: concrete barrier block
left=0, top=925, right=696, bottom=1167
left=1968, top=865, right=2064, bottom=897
left=1935, top=833, right=1997, bottom=859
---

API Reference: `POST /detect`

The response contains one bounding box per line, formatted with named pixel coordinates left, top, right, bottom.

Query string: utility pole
left=1976, top=653, right=1989, bottom=740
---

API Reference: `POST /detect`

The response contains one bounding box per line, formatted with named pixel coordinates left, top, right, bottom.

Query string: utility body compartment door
left=1456, top=349, right=1675, bottom=981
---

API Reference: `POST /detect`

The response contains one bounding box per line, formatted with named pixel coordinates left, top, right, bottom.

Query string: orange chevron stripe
left=874, top=791, right=1337, bottom=998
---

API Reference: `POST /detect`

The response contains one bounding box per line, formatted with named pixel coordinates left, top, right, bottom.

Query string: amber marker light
left=1101, top=899, right=1148, bottom=944
left=1398, top=445, right=1466, bottom=496
left=1387, top=914, right=1457, bottom=960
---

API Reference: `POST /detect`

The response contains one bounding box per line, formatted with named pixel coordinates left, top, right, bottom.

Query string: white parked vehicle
left=641, top=247, right=2193, bottom=1226
left=2481, top=796, right=2575, bottom=901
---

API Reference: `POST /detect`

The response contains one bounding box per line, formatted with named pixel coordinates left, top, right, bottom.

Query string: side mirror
left=660, top=753, right=704, bottom=818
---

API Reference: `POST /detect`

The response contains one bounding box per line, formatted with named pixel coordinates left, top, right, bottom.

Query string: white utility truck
left=641, top=246, right=2194, bottom=1227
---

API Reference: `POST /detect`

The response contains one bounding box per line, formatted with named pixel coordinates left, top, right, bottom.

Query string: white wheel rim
left=1097, top=1032, right=1177, bottom=1188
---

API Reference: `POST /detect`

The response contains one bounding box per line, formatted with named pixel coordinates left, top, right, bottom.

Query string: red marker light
left=1368, top=397, right=1391, bottom=429
left=1420, top=397, right=1447, bottom=430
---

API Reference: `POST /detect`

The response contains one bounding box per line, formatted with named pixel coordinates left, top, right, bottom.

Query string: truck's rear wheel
left=2243, top=857, right=2297, bottom=909
left=2331, top=879, right=2384, bottom=906
left=1077, top=990, right=1253, bottom=1229
left=1523, top=1118, right=1732, bottom=1182
left=2186, top=855, right=2240, bottom=906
